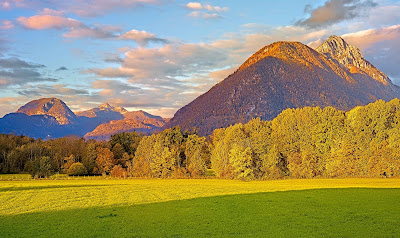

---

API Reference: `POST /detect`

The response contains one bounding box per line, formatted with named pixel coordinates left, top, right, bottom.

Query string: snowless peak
left=16, top=98, right=77, bottom=125
left=99, top=103, right=112, bottom=109
left=316, top=35, right=366, bottom=68
left=316, top=35, right=390, bottom=85
left=97, top=103, right=127, bottom=113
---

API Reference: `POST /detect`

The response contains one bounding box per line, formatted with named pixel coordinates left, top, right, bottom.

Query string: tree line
left=1, top=99, right=400, bottom=179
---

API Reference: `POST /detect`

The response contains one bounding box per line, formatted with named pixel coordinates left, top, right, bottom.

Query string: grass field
left=0, top=174, right=32, bottom=180
left=1, top=178, right=399, bottom=237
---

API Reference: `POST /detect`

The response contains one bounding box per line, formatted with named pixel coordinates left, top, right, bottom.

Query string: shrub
left=67, top=162, right=88, bottom=176
left=111, top=165, right=127, bottom=178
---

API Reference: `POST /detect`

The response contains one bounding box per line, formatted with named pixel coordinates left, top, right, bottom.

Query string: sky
left=0, top=0, right=399, bottom=118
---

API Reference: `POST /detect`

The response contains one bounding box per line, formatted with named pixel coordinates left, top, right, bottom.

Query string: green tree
left=82, top=142, right=97, bottom=175
left=150, top=146, right=175, bottom=178
left=27, top=156, right=54, bottom=178
left=229, top=145, right=254, bottom=180
left=185, top=134, right=209, bottom=177
left=67, top=162, right=88, bottom=176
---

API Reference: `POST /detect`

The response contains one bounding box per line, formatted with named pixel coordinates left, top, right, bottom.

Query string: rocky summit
left=165, top=36, right=400, bottom=135
left=316, top=35, right=390, bottom=85
left=16, top=98, right=78, bottom=125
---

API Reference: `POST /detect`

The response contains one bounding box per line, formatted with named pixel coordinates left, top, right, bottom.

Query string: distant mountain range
left=1, top=35, right=399, bottom=139
left=0, top=98, right=166, bottom=140
left=164, top=36, right=400, bottom=135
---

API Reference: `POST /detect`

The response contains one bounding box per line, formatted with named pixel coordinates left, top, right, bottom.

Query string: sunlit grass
left=0, top=174, right=31, bottom=180
left=1, top=178, right=399, bottom=216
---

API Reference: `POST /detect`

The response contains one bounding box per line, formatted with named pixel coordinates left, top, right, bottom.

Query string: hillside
left=164, top=36, right=400, bottom=135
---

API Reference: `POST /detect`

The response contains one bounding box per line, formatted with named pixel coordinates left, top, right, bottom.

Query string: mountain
left=0, top=99, right=165, bottom=139
left=16, top=98, right=78, bottom=125
left=164, top=36, right=400, bottom=135
left=83, top=110, right=166, bottom=140
left=316, top=35, right=390, bottom=85
left=76, top=103, right=127, bottom=120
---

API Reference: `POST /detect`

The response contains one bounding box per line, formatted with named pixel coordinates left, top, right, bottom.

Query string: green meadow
left=1, top=178, right=399, bottom=237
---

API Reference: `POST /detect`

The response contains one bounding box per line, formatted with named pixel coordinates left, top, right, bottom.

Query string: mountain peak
left=316, top=35, right=364, bottom=67
left=316, top=35, right=389, bottom=85
left=238, top=41, right=321, bottom=72
left=16, top=98, right=77, bottom=125
left=99, top=103, right=112, bottom=109
left=97, top=103, right=127, bottom=113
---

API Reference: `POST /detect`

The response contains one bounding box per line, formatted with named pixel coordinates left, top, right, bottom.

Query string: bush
left=67, top=162, right=88, bottom=176
left=111, top=165, right=127, bottom=178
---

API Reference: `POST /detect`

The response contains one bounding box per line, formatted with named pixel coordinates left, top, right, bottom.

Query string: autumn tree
left=150, top=145, right=175, bottom=178
left=62, top=154, right=76, bottom=173
left=185, top=134, right=209, bottom=177
left=229, top=145, right=254, bottom=180
left=111, top=165, right=127, bottom=178
left=94, top=147, right=114, bottom=175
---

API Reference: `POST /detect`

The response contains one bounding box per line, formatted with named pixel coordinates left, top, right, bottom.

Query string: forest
left=1, top=99, right=400, bottom=180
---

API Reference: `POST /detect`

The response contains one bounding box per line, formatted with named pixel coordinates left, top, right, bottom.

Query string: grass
left=0, top=174, right=31, bottom=180
left=0, top=178, right=399, bottom=237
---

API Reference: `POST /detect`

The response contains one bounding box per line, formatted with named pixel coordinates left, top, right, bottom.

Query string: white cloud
left=186, top=2, right=228, bottom=19
left=186, top=2, right=228, bottom=12
left=119, top=29, right=168, bottom=47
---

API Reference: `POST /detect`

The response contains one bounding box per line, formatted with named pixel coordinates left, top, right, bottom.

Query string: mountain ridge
left=0, top=99, right=165, bottom=139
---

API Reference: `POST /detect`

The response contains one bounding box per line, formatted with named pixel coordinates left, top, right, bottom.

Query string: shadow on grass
left=1, top=188, right=399, bottom=237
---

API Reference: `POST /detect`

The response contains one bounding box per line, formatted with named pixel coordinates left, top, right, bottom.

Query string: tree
left=112, top=143, right=125, bottom=164
left=261, top=145, right=287, bottom=179
left=82, top=142, right=97, bottom=175
left=27, top=156, right=54, bottom=178
left=185, top=134, right=209, bottom=177
left=67, top=162, right=88, bottom=176
left=229, top=145, right=254, bottom=180
left=127, top=156, right=150, bottom=177
left=62, top=154, right=76, bottom=173
left=94, top=147, right=114, bottom=175
left=150, top=146, right=175, bottom=178
left=110, top=132, right=142, bottom=155
left=111, top=165, right=127, bottom=178
left=129, top=135, right=155, bottom=177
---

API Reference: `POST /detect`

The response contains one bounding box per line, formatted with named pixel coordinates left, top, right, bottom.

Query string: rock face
left=83, top=110, right=166, bottom=140
left=316, top=35, right=390, bottom=85
left=16, top=98, right=78, bottom=125
left=165, top=36, right=400, bottom=135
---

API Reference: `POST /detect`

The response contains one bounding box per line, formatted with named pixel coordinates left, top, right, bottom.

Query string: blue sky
left=0, top=0, right=399, bottom=117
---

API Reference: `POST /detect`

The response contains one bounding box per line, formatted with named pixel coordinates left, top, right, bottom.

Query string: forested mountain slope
left=165, top=36, right=400, bottom=135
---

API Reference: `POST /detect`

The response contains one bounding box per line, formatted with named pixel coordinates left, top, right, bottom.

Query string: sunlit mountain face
left=165, top=36, right=400, bottom=135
